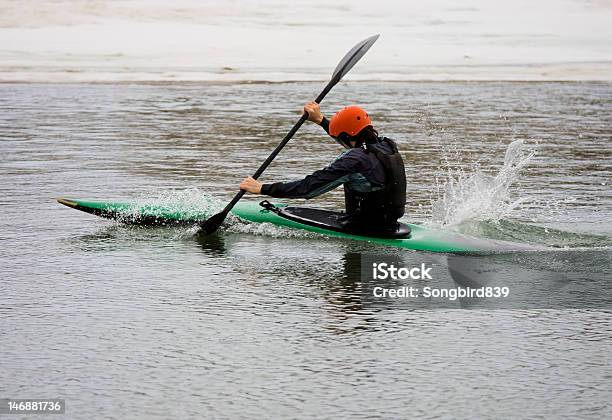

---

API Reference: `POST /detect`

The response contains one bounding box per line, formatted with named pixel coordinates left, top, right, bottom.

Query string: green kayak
left=57, top=197, right=536, bottom=254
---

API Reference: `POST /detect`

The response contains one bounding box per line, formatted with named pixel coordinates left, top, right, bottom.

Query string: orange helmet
left=329, top=106, right=372, bottom=138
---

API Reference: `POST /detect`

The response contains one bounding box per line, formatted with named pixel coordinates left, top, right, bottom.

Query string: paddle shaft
left=219, top=82, right=335, bottom=216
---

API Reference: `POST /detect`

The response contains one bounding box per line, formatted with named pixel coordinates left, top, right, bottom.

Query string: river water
left=1, top=82, right=611, bottom=418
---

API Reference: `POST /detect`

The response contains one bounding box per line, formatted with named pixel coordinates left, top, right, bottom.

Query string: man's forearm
left=320, top=116, right=330, bottom=134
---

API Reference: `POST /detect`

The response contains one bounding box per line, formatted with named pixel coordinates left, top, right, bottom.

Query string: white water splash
left=431, top=140, right=535, bottom=227
left=130, top=188, right=316, bottom=239
left=132, top=188, right=223, bottom=216
left=225, top=220, right=317, bottom=239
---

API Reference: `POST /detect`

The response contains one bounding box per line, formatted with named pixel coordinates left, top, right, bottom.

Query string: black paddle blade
left=199, top=211, right=228, bottom=235
left=330, top=34, right=380, bottom=85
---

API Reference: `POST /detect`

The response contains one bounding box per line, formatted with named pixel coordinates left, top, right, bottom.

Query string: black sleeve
left=261, top=152, right=361, bottom=199
left=320, top=117, right=331, bottom=134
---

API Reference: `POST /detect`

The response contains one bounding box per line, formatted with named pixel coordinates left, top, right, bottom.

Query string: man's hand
left=304, top=101, right=324, bottom=125
left=240, top=176, right=262, bottom=194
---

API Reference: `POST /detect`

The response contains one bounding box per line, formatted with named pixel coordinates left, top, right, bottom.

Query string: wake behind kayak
left=56, top=197, right=539, bottom=254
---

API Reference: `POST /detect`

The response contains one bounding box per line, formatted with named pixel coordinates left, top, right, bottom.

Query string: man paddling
left=239, top=102, right=407, bottom=233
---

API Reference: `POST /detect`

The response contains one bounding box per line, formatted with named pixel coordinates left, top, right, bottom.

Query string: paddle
left=199, top=34, right=380, bottom=235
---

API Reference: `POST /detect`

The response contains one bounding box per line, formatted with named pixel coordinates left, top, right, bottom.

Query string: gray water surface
left=1, top=82, right=611, bottom=419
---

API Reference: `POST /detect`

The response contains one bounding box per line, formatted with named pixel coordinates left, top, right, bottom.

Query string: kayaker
left=239, top=102, right=407, bottom=233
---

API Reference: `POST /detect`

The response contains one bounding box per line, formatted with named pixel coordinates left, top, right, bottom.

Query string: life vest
left=343, top=137, right=406, bottom=227
left=367, top=137, right=407, bottom=220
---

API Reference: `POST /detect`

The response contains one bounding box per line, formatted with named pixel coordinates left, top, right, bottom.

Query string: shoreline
left=2, top=61, right=610, bottom=84
left=3, top=1, right=610, bottom=84
left=2, top=79, right=610, bottom=85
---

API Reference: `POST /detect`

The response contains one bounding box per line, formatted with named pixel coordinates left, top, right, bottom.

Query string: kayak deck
left=56, top=197, right=532, bottom=254
left=261, top=201, right=412, bottom=239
